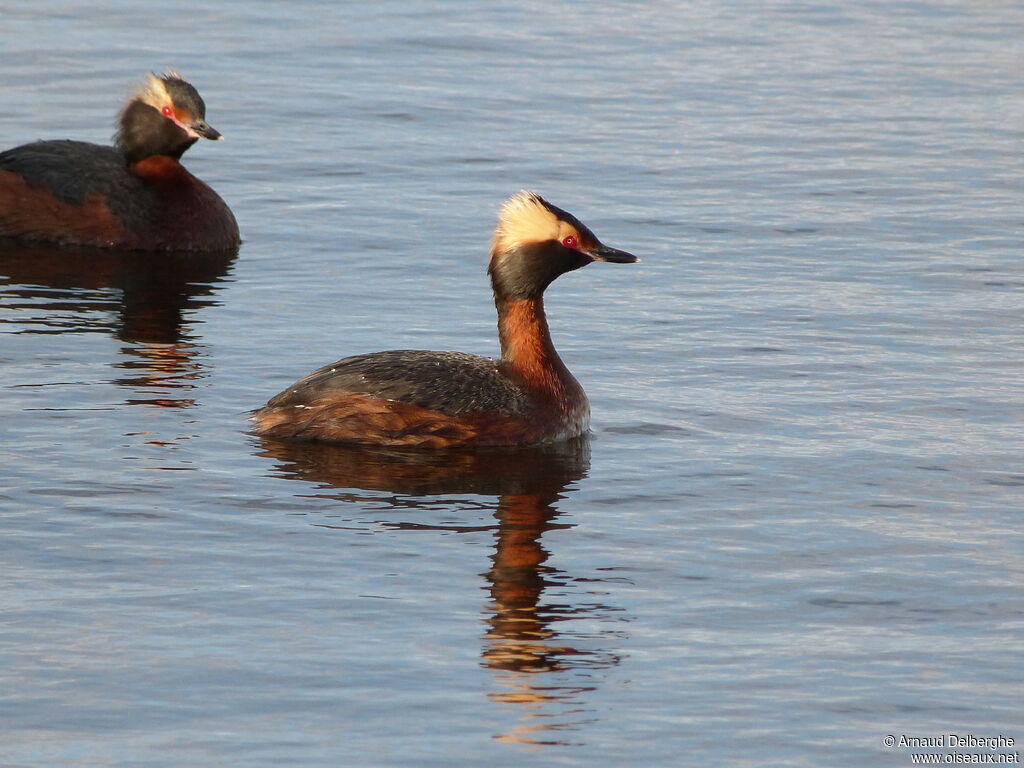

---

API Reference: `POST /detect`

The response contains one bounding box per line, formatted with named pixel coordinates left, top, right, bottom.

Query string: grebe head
left=488, top=191, right=637, bottom=299
left=115, top=71, right=223, bottom=163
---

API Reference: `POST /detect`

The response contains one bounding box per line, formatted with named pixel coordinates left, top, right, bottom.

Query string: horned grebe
left=0, top=71, right=238, bottom=251
left=253, top=191, right=637, bottom=448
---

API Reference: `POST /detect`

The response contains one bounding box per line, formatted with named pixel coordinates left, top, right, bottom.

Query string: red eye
left=562, top=235, right=578, bottom=248
left=161, top=105, right=174, bottom=117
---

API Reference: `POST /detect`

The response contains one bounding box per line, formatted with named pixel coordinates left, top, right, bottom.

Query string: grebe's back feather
left=0, top=141, right=148, bottom=207
left=266, top=350, right=531, bottom=417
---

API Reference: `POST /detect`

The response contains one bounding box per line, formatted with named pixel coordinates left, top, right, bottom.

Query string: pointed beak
left=191, top=120, right=223, bottom=141
left=588, top=243, right=639, bottom=264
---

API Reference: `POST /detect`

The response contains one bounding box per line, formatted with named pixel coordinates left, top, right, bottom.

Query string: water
left=2, top=1, right=1022, bottom=766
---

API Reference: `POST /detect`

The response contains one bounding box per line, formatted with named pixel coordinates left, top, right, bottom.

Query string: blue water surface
left=1, top=2, right=1022, bottom=766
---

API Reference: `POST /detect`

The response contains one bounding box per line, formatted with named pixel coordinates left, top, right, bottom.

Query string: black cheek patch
left=493, top=241, right=592, bottom=298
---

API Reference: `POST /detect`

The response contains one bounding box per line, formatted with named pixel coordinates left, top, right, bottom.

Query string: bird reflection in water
left=0, top=239, right=236, bottom=407
left=256, top=436, right=626, bottom=746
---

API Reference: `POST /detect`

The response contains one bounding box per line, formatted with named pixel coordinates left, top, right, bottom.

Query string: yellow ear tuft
left=135, top=72, right=173, bottom=109
left=491, top=190, right=562, bottom=254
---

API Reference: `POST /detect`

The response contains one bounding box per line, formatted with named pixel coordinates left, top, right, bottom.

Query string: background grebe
left=0, top=71, right=239, bottom=251
left=253, top=191, right=637, bottom=448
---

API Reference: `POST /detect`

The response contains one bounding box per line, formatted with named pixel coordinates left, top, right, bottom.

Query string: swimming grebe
left=0, top=71, right=239, bottom=251
left=253, top=191, right=637, bottom=448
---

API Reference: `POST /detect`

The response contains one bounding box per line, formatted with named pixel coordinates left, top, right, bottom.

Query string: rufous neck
left=495, top=294, right=575, bottom=385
